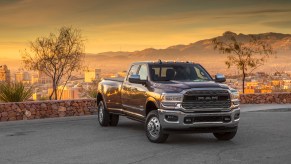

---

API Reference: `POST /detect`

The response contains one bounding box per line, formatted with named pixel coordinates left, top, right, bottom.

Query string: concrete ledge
left=0, top=99, right=97, bottom=122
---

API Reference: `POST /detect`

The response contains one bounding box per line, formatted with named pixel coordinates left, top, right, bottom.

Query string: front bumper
left=158, top=108, right=240, bottom=133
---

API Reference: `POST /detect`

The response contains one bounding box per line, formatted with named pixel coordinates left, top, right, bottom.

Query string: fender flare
left=97, top=92, right=107, bottom=109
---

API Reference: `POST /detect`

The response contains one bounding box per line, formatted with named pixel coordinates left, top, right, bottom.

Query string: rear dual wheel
left=98, top=101, right=119, bottom=126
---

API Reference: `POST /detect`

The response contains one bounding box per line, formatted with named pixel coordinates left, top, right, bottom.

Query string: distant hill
left=86, top=32, right=291, bottom=75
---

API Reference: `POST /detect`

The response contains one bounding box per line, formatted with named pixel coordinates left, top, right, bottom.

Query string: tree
left=22, top=26, right=85, bottom=100
left=212, top=32, right=274, bottom=94
left=0, top=82, right=33, bottom=102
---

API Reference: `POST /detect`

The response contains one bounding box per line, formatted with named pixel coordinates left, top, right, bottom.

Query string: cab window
left=137, top=64, right=148, bottom=80
left=126, top=64, right=139, bottom=81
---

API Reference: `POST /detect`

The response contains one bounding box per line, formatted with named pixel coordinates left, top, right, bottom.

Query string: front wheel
left=145, top=110, right=169, bottom=143
left=213, top=128, right=237, bottom=140
left=98, top=101, right=110, bottom=126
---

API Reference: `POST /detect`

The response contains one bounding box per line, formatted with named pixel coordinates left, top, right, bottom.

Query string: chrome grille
left=182, top=90, right=231, bottom=109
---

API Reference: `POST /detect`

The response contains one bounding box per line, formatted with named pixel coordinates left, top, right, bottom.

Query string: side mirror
left=215, top=73, right=226, bottom=83
left=128, top=74, right=147, bottom=84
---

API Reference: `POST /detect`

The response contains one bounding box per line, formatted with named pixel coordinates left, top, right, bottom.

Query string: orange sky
left=1, top=0, right=291, bottom=60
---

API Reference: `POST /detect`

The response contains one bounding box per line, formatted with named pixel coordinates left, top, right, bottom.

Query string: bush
left=0, top=82, right=33, bottom=102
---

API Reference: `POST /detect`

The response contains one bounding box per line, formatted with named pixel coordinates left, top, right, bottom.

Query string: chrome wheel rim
left=147, top=117, right=160, bottom=138
left=99, top=103, right=104, bottom=122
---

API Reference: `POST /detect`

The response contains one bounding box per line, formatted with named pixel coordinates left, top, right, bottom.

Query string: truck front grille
left=182, top=90, right=231, bottom=109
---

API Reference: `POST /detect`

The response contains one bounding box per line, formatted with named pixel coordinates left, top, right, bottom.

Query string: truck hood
left=152, top=81, right=229, bottom=93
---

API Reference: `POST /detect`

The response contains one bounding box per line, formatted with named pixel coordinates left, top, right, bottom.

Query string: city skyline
left=1, top=0, right=291, bottom=60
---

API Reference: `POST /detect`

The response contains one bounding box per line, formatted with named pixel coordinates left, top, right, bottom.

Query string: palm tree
left=0, top=82, right=33, bottom=102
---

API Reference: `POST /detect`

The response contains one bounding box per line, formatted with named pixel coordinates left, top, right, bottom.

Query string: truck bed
left=103, top=77, right=124, bottom=82
left=99, top=78, right=123, bottom=110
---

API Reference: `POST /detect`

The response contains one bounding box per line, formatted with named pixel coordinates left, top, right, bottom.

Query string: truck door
left=121, top=64, right=140, bottom=115
left=121, top=64, right=149, bottom=119
left=134, top=64, right=149, bottom=117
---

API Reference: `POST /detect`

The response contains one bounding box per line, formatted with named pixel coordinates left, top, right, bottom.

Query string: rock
left=12, top=104, right=19, bottom=110
left=25, top=110, right=32, bottom=117
left=8, top=117, right=16, bottom=121
left=58, top=111, right=66, bottom=117
left=58, top=106, right=66, bottom=112
left=72, top=102, right=79, bottom=107
left=40, top=103, right=47, bottom=109
left=1, top=117, right=8, bottom=121
left=16, top=116, right=23, bottom=120
left=2, top=112, right=8, bottom=117
left=51, top=104, right=58, bottom=110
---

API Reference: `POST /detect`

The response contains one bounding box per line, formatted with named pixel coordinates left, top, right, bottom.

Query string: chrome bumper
left=158, top=108, right=240, bottom=131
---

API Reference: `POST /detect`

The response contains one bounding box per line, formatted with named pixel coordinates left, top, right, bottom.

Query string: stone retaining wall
left=240, top=93, right=291, bottom=104
left=1, top=93, right=291, bottom=122
left=0, top=99, right=97, bottom=122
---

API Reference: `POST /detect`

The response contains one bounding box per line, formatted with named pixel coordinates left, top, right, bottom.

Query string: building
left=38, top=71, right=52, bottom=84
left=84, top=69, right=101, bottom=83
left=244, top=88, right=255, bottom=94
left=15, top=71, right=31, bottom=83
left=47, top=84, right=83, bottom=100
left=0, top=65, right=10, bottom=83
left=246, top=81, right=258, bottom=88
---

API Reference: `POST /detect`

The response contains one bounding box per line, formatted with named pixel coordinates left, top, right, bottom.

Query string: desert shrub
left=0, top=82, right=33, bottom=102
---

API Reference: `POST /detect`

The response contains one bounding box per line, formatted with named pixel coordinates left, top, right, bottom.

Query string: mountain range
left=85, top=31, right=291, bottom=75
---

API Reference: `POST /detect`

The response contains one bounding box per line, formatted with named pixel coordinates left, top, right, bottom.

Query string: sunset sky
left=1, top=0, right=291, bottom=60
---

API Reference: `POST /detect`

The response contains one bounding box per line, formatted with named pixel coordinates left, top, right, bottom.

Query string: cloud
left=228, top=9, right=291, bottom=15
left=262, top=20, right=291, bottom=28
left=0, top=0, right=23, bottom=5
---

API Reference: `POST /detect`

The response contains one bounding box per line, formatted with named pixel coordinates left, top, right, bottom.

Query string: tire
left=145, top=110, right=169, bottom=143
left=98, top=101, right=110, bottom=126
left=109, top=114, right=119, bottom=126
left=213, top=128, right=237, bottom=140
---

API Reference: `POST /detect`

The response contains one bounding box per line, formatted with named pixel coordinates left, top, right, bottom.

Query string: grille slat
left=182, top=90, right=231, bottom=109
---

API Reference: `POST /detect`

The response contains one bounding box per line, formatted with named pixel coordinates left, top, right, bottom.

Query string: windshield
left=149, top=64, right=212, bottom=82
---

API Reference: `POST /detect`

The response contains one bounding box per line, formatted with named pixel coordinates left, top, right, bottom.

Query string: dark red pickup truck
left=97, top=61, right=240, bottom=143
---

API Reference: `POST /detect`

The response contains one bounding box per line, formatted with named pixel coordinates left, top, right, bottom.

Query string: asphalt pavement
left=0, top=104, right=291, bottom=164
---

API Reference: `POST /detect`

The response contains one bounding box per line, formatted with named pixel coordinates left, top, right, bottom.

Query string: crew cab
left=97, top=61, right=240, bottom=143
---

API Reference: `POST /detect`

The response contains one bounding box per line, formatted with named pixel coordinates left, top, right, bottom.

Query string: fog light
left=223, top=116, right=231, bottom=122
left=234, top=113, right=240, bottom=120
left=184, top=117, right=194, bottom=124
left=165, top=115, right=178, bottom=122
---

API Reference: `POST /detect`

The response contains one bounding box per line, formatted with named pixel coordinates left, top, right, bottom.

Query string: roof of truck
left=132, top=60, right=197, bottom=65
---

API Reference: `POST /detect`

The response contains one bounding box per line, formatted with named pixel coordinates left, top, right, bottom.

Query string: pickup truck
left=97, top=61, right=240, bottom=143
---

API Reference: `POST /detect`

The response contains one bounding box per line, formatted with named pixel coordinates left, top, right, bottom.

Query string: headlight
left=161, top=93, right=183, bottom=102
left=230, top=90, right=240, bottom=106
left=231, top=92, right=239, bottom=100
left=161, top=93, right=183, bottom=109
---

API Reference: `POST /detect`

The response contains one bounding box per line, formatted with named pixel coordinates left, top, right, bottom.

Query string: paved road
left=1, top=105, right=291, bottom=164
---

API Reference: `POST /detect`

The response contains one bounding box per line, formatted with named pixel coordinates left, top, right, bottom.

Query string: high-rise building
left=15, top=71, right=31, bottom=83
left=84, top=69, right=101, bottom=83
left=0, top=65, right=10, bottom=83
